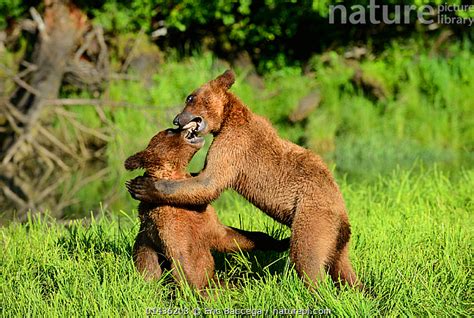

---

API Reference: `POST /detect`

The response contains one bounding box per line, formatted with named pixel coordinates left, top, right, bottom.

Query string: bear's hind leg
left=328, top=245, right=362, bottom=290
left=133, top=232, right=163, bottom=281
left=170, top=250, right=215, bottom=290
left=289, top=208, right=338, bottom=288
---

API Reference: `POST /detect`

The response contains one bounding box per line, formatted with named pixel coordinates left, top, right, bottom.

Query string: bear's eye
left=185, top=95, right=194, bottom=104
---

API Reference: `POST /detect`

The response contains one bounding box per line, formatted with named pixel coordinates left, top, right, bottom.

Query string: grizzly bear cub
left=125, top=127, right=288, bottom=289
left=127, top=70, right=362, bottom=289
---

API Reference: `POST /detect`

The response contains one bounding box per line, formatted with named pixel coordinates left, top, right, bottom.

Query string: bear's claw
left=126, top=176, right=155, bottom=202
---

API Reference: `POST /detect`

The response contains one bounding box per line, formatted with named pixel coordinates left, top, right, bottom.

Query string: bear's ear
left=214, top=69, right=235, bottom=90
left=124, top=151, right=145, bottom=170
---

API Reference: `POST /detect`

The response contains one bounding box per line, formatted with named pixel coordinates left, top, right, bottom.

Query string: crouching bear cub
left=127, top=70, right=362, bottom=289
left=125, top=127, right=289, bottom=289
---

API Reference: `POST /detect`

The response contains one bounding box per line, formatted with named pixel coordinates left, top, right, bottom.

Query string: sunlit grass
left=2, top=169, right=472, bottom=316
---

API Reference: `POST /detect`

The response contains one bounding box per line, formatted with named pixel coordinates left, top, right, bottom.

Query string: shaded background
left=0, top=0, right=473, bottom=221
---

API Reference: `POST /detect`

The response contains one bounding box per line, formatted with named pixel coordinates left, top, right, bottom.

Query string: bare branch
left=5, top=101, right=29, bottom=122
left=2, top=109, right=23, bottom=134
left=68, top=167, right=110, bottom=196
left=37, top=126, right=76, bottom=157
left=59, top=112, right=111, bottom=142
left=2, top=134, right=27, bottom=164
left=0, top=182, right=28, bottom=208
left=0, top=64, right=43, bottom=97
left=120, top=27, right=145, bottom=73
left=46, top=98, right=158, bottom=109
left=32, top=142, right=71, bottom=171
left=36, top=174, right=68, bottom=203
left=29, top=7, right=49, bottom=40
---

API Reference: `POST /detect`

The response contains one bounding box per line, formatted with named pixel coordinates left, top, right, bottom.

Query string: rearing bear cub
left=125, top=128, right=289, bottom=289
left=127, top=70, right=361, bottom=289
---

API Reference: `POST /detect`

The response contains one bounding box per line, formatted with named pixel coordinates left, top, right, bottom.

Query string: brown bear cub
left=127, top=70, right=362, bottom=290
left=125, top=127, right=288, bottom=289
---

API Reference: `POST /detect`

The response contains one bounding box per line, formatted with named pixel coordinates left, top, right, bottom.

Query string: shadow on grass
left=213, top=249, right=289, bottom=281
left=54, top=216, right=292, bottom=295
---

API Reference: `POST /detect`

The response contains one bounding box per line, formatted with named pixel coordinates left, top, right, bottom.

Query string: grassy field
left=2, top=168, right=472, bottom=316
left=1, top=39, right=473, bottom=316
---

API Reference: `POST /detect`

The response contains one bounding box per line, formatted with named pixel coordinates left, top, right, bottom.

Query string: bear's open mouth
left=182, top=117, right=204, bottom=132
left=183, top=120, right=204, bottom=145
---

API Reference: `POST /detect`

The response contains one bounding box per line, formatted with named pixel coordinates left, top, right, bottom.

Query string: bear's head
left=124, top=128, right=204, bottom=174
left=172, top=69, right=235, bottom=136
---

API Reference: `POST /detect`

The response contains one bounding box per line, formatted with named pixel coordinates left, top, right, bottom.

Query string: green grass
left=1, top=38, right=472, bottom=316
left=2, top=168, right=472, bottom=316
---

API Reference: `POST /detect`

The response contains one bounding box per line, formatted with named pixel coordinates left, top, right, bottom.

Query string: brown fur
left=125, top=128, right=289, bottom=290
left=127, top=70, right=361, bottom=289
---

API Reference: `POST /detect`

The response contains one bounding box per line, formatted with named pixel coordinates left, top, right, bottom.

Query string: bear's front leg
left=126, top=173, right=225, bottom=206
left=126, top=176, right=178, bottom=202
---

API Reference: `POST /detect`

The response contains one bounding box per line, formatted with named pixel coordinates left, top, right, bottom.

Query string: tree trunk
left=0, top=0, right=87, bottom=214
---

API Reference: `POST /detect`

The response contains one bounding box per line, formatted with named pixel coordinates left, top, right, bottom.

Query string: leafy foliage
left=2, top=0, right=471, bottom=70
left=0, top=0, right=38, bottom=29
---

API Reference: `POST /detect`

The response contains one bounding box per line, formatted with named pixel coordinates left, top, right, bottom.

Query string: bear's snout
left=173, top=111, right=200, bottom=128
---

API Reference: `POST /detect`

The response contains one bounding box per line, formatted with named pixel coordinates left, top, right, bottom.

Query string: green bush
left=0, top=0, right=38, bottom=29
left=2, top=1, right=471, bottom=70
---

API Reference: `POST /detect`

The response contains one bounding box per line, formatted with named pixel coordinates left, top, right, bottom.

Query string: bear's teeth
left=182, top=121, right=197, bottom=130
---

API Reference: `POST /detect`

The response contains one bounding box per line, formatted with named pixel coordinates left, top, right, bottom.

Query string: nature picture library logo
left=329, top=0, right=474, bottom=26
